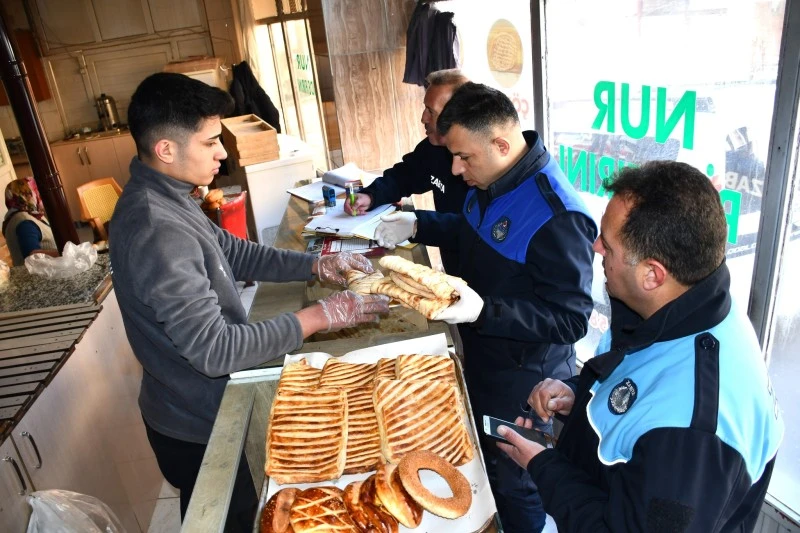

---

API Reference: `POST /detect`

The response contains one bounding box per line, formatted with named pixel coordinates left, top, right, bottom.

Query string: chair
left=208, top=190, right=249, bottom=240
left=77, top=177, right=122, bottom=242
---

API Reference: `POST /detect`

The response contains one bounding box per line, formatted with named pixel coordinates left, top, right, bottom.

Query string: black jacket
left=414, top=131, right=596, bottom=421
left=403, top=1, right=458, bottom=86
left=529, top=264, right=783, bottom=532
left=229, top=61, right=281, bottom=133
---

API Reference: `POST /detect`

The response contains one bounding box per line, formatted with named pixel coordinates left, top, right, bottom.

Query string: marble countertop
left=0, top=253, right=111, bottom=313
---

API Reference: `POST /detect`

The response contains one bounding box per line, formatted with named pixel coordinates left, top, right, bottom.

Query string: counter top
left=0, top=253, right=111, bottom=313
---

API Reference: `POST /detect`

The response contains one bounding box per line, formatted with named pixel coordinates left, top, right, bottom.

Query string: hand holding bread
left=317, top=251, right=375, bottom=287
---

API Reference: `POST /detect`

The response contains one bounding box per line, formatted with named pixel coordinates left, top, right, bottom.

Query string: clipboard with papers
left=303, top=201, right=395, bottom=239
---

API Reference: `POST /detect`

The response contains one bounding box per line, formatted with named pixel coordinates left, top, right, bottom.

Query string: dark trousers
left=144, top=421, right=258, bottom=532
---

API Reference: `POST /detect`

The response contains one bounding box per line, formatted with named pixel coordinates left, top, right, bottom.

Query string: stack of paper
left=303, top=201, right=395, bottom=239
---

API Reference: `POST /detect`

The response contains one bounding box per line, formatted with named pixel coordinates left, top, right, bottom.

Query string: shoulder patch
left=608, top=378, right=638, bottom=415
left=491, top=216, right=511, bottom=242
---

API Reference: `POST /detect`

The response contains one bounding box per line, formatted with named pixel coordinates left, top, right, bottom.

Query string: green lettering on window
left=719, top=189, right=741, bottom=244
left=592, top=80, right=616, bottom=133
left=656, top=87, right=696, bottom=149
left=621, top=83, right=650, bottom=140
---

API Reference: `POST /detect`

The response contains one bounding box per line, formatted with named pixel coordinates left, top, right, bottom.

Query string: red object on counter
left=209, top=191, right=249, bottom=240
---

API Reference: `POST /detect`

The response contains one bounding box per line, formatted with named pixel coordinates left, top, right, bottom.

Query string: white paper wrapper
left=264, top=333, right=498, bottom=532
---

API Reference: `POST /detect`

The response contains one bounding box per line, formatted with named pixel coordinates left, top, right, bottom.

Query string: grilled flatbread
left=379, top=256, right=462, bottom=302
left=374, top=358, right=396, bottom=381
left=396, top=354, right=457, bottom=384
left=319, top=359, right=377, bottom=390
left=277, top=359, right=322, bottom=392
left=343, top=385, right=382, bottom=474
left=389, top=271, right=437, bottom=299
left=345, top=270, right=384, bottom=296
left=370, top=278, right=451, bottom=320
left=373, top=379, right=473, bottom=466
left=266, top=387, right=348, bottom=484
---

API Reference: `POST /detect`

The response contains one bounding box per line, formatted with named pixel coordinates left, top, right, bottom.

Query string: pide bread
left=379, top=256, right=462, bottom=301
left=266, top=388, right=348, bottom=484
left=289, top=487, right=358, bottom=533
left=370, top=278, right=452, bottom=320
left=374, top=358, right=396, bottom=381
left=346, top=270, right=384, bottom=296
left=395, top=354, right=457, bottom=384
left=373, top=379, right=473, bottom=466
left=389, top=271, right=437, bottom=300
left=343, top=385, right=382, bottom=475
left=277, top=359, right=322, bottom=392
left=319, top=359, right=377, bottom=390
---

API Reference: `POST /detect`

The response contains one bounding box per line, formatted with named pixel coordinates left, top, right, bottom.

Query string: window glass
left=765, top=117, right=800, bottom=517
left=544, top=0, right=785, bottom=361
left=261, top=23, right=301, bottom=137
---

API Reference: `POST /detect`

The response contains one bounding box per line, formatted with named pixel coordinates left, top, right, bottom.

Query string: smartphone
left=482, top=415, right=554, bottom=448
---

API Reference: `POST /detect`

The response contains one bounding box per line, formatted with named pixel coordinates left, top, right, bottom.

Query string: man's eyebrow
left=450, top=150, right=469, bottom=157
left=207, top=134, right=222, bottom=141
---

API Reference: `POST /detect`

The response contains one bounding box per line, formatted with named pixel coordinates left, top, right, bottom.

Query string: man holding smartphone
left=497, top=161, right=784, bottom=532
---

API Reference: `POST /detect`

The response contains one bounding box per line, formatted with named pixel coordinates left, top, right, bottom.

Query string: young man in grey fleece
left=109, top=72, right=389, bottom=531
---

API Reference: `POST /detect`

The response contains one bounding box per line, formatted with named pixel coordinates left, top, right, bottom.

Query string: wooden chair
left=76, top=177, right=122, bottom=242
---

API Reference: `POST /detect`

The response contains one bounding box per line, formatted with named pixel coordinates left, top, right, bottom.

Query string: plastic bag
left=26, top=489, right=126, bottom=533
left=24, top=241, right=97, bottom=279
left=0, top=259, right=9, bottom=289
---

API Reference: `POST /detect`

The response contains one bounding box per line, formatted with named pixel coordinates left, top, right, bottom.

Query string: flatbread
left=346, top=270, right=384, bottom=296
left=370, top=278, right=451, bottom=320
left=389, top=272, right=437, bottom=299
left=319, top=358, right=377, bottom=390
left=379, top=256, right=462, bottom=302
left=277, top=359, right=322, bottom=392
left=396, top=354, right=457, bottom=384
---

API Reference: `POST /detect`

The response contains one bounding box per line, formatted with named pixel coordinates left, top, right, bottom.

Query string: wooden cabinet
left=0, top=438, right=33, bottom=532
left=149, top=0, right=203, bottom=32
left=113, top=136, right=138, bottom=188
left=51, top=138, right=123, bottom=221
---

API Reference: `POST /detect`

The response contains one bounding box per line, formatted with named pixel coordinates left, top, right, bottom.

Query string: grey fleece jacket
left=109, top=158, right=315, bottom=443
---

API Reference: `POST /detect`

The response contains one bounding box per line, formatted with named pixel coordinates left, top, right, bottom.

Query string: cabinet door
left=149, top=0, right=204, bottom=31
left=113, top=135, right=138, bottom=188
left=92, top=0, right=151, bottom=41
left=0, top=438, right=33, bottom=531
left=51, top=142, right=91, bottom=221
left=84, top=138, right=123, bottom=181
left=32, top=0, right=100, bottom=53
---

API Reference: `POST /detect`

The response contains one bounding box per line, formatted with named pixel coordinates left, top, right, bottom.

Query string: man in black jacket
left=375, top=83, right=596, bottom=533
left=497, top=161, right=784, bottom=532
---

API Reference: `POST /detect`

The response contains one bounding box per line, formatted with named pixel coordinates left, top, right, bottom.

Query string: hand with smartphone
left=484, top=415, right=554, bottom=470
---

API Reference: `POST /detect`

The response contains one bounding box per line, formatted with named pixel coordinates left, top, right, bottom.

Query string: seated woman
left=2, top=177, right=58, bottom=266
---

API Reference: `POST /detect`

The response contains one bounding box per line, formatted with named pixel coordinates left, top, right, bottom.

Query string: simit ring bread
left=398, top=450, right=472, bottom=519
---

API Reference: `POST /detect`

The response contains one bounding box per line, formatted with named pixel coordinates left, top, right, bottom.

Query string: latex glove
left=344, top=192, right=372, bottom=216
left=316, top=251, right=375, bottom=286
left=375, top=212, right=417, bottom=250
left=319, top=290, right=390, bottom=332
left=432, top=279, right=484, bottom=324
left=495, top=416, right=547, bottom=471
left=527, top=378, right=576, bottom=422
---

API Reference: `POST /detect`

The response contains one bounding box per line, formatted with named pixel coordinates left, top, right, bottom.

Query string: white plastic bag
left=24, top=241, right=97, bottom=279
left=26, top=489, right=126, bottom=533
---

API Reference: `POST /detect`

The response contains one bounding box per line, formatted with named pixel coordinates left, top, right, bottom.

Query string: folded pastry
left=379, top=256, right=462, bottom=301
left=265, top=387, right=347, bottom=484
left=289, top=487, right=358, bottom=533
left=319, top=359, right=376, bottom=390
left=277, top=359, right=322, bottom=392
left=344, top=481, right=398, bottom=533
left=389, top=271, right=436, bottom=300
left=370, top=278, right=451, bottom=320
left=346, top=270, right=384, bottom=296
left=343, top=385, right=383, bottom=474
left=373, top=379, right=473, bottom=466
left=396, top=354, right=457, bottom=384
left=374, top=358, right=396, bottom=381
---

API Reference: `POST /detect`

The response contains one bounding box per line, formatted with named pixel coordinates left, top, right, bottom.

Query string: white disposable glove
left=375, top=212, right=417, bottom=250
left=433, top=279, right=484, bottom=324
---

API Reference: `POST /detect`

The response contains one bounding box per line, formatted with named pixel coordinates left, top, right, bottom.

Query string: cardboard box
left=221, top=114, right=279, bottom=166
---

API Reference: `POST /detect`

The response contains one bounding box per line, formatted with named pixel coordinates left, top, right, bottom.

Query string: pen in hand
left=348, top=184, right=357, bottom=216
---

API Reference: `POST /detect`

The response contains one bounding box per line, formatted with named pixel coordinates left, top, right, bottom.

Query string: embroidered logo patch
left=608, top=378, right=637, bottom=415
left=491, top=216, right=511, bottom=242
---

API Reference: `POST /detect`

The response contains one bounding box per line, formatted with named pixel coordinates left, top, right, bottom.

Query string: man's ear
left=153, top=139, right=176, bottom=164
left=641, top=259, right=668, bottom=291
left=493, top=136, right=511, bottom=156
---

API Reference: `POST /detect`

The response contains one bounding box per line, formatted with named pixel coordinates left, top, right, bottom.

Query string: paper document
left=287, top=179, right=344, bottom=202
left=323, top=163, right=379, bottom=188
left=303, top=201, right=395, bottom=238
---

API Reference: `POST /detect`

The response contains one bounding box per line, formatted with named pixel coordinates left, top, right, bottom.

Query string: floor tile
left=143, top=497, right=181, bottom=533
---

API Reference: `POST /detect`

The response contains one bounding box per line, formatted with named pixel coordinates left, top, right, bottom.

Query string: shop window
left=543, top=0, right=785, bottom=361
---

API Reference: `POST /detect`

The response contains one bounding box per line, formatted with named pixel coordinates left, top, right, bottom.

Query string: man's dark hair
left=128, top=72, right=235, bottom=158
left=437, top=82, right=519, bottom=138
left=604, top=161, right=727, bottom=286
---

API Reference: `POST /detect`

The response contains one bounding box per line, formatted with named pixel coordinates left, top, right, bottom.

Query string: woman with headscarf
left=3, top=176, right=58, bottom=266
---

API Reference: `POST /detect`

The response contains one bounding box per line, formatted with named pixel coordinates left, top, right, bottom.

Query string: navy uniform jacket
left=414, top=131, right=597, bottom=422
left=529, top=264, right=784, bottom=532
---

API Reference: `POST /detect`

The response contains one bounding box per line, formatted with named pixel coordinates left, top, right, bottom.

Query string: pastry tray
left=252, top=333, right=500, bottom=532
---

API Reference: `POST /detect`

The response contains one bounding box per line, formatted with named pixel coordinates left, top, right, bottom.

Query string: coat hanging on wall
left=229, top=61, right=282, bottom=133
left=403, top=1, right=459, bottom=86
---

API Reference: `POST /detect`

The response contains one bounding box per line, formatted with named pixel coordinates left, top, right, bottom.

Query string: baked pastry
left=289, top=486, right=359, bottom=532
left=373, top=379, right=473, bottom=466
left=343, top=481, right=398, bottom=533
left=343, top=385, right=382, bottom=475
left=374, top=358, right=396, bottom=381
left=260, top=488, right=299, bottom=533
left=346, top=270, right=384, bottom=296
left=389, top=271, right=437, bottom=300
left=395, top=354, right=457, bottom=384
left=398, top=450, right=472, bottom=519
left=373, top=462, right=423, bottom=528
left=277, top=359, right=322, bottom=392
left=319, top=359, right=376, bottom=390
left=370, top=277, right=451, bottom=320
left=379, top=256, right=462, bottom=301
left=265, top=387, right=348, bottom=484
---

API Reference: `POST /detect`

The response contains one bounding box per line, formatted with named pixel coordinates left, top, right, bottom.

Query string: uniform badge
left=491, top=216, right=511, bottom=242
left=608, top=378, right=637, bottom=415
